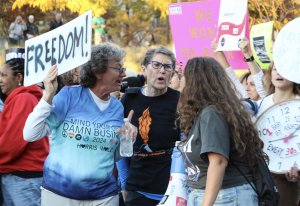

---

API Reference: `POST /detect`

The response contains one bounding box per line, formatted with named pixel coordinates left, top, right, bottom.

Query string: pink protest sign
left=169, top=1, right=249, bottom=70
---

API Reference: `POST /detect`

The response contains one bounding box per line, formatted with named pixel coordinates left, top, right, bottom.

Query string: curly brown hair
left=178, top=57, right=263, bottom=166
left=263, top=62, right=300, bottom=95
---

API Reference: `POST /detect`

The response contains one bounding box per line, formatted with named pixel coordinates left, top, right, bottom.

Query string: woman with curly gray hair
left=23, top=43, right=137, bottom=206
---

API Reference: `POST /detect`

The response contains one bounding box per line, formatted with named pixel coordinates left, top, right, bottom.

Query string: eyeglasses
left=108, top=66, right=126, bottom=74
left=150, top=61, right=174, bottom=72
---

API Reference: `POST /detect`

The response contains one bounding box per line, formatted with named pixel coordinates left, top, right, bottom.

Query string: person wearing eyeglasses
left=23, top=43, right=138, bottom=206
left=117, top=46, right=180, bottom=206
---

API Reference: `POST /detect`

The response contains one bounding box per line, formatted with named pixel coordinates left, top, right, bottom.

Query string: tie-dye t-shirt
left=43, top=86, right=123, bottom=200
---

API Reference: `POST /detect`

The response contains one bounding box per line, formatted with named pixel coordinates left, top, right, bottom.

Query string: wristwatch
left=244, top=55, right=254, bottom=62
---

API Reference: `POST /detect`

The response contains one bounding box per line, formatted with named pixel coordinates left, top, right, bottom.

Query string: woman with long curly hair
left=178, top=57, right=264, bottom=206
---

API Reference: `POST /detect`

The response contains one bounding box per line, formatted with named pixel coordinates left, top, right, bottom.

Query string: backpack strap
left=256, top=95, right=270, bottom=116
left=231, top=161, right=259, bottom=196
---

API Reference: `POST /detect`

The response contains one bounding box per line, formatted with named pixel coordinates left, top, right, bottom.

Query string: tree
left=248, top=0, right=300, bottom=30
left=106, top=0, right=160, bottom=46
left=12, top=0, right=114, bottom=16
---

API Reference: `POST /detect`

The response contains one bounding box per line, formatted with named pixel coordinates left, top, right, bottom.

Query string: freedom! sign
left=24, top=10, right=92, bottom=86
left=169, top=0, right=249, bottom=70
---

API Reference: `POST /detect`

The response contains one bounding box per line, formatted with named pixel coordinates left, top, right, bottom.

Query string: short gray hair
left=141, top=46, right=176, bottom=69
left=80, top=43, right=125, bottom=88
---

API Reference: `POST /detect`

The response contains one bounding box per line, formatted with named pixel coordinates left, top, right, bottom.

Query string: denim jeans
left=41, top=187, right=119, bottom=206
left=1, top=174, right=42, bottom=206
left=187, top=184, right=258, bottom=206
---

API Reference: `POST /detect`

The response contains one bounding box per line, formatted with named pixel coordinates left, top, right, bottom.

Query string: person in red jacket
left=0, top=56, right=49, bottom=206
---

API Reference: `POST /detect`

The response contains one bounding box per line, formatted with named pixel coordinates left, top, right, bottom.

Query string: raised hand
left=238, top=37, right=250, bottom=55
left=211, top=39, right=230, bottom=69
left=211, top=39, right=218, bottom=53
left=285, top=164, right=299, bottom=182
left=43, top=65, right=58, bottom=104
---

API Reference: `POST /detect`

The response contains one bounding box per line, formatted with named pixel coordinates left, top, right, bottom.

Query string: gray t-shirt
left=181, top=106, right=252, bottom=189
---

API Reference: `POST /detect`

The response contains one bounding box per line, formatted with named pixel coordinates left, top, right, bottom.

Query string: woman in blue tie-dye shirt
left=24, top=43, right=137, bottom=206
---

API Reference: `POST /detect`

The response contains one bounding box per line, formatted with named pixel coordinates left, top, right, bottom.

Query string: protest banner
left=216, top=0, right=248, bottom=51
left=273, top=17, right=300, bottom=84
left=24, top=10, right=92, bottom=86
left=169, top=0, right=249, bottom=70
left=250, top=21, right=273, bottom=69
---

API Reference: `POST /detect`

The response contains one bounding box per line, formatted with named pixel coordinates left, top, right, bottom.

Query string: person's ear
left=95, top=73, right=103, bottom=80
left=141, top=65, right=146, bottom=75
left=16, top=73, right=24, bottom=85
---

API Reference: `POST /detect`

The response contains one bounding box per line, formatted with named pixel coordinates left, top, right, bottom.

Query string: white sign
left=255, top=100, right=300, bottom=173
left=24, top=10, right=92, bottom=86
left=216, top=0, right=248, bottom=51
left=273, top=17, right=300, bottom=84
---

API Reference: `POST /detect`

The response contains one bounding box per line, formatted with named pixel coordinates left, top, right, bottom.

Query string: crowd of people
left=0, top=9, right=299, bottom=206
left=6, top=11, right=63, bottom=47
left=6, top=11, right=109, bottom=48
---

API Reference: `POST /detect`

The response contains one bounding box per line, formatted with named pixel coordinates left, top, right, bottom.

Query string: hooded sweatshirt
left=0, top=85, right=49, bottom=174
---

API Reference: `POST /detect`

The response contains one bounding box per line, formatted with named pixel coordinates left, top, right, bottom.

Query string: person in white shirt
left=256, top=62, right=300, bottom=206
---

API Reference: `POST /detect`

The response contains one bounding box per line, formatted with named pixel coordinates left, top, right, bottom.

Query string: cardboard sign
left=169, top=1, right=249, bottom=70
left=216, top=0, right=248, bottom=51
left=250, top=21, right=273, bottom=69
left=24, top=10, right=92, bottom=86
left=273, top=17, right=300, bottom=84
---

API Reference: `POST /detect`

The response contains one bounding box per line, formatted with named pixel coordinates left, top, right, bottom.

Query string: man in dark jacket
left=49, top=12, right=63, bottom=31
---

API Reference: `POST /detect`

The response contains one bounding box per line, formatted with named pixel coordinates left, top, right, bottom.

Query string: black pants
left=8, top=38, right=18, bottom=45
left=119, top=191, right=125, bottom=206
left=125, top=191, right=160, bottom=206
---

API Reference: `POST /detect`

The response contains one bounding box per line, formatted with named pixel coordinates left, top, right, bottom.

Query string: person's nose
left=120, top=71, right=126, bottom=78
left=158, top=66, right=167, bottom=73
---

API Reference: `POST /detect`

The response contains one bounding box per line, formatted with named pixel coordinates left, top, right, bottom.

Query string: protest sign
left=273, top=17, right=300, bottom=84
left=24, top=10, right=92, bottom=86
left=250, top=21, right=273, bottom=69
left=216, top=0, right=248, bottom=51
left=169, top=0, right=249, bottom=70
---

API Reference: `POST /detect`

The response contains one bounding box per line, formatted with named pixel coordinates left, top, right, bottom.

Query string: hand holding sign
left=285, top=164, right=299, bottom=182
left=43, top=65, right=58, bottom=104
left=238, top=37, right=250, bottom=54
left=211, top=39, right=218, bottom=52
